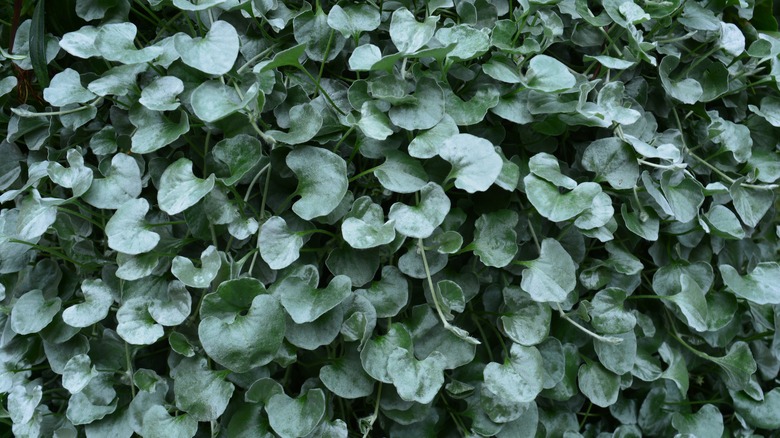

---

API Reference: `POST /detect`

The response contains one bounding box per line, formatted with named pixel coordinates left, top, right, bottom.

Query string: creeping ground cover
left=2, top=0, right=780, bottom=436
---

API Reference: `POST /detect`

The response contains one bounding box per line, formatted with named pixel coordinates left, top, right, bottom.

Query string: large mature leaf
left=518, top=239, right=576, bottom=303
left=129, top=106, right=190, bottom=154
left=11, top=289, right=61, bottom=335
left=524, top=174, right=601, bottom=222
left=720, top=263, right=780, bottom=305
left=440, top=134, right=502, bottom=193
left=198, top=278, right=285, bottom=372
left=190, top=81, right=259, bottom=123
left=82, top=153, right=141, bottom=209
left=473, top=210, right=519, bottom=268
left=286, top=146, right=348, bottom=220
left=266, top=389, right=326, bottom=438
left=62, top=279, right=114, bottom=328
left=388, top=182, right=450, bottom=239
left=277, top=275, right=352, bottom=324
left=259, top=216, right=304, bottom=270
left=174, top=21, right=239, bottom=75
left=157, top=158, right=216, bottom=216
left=172, top=357, right=234, bottom=421
left=105, top=198, right=160, bottom=255
left=389, top=8, right=437, bottom=54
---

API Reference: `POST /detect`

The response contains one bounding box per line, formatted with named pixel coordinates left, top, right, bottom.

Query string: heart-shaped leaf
left=266, top=389, right=326, bottom=438
left=62, top=279, right=114, bottom=328
left=278, top=275, right=352, bottom=324
left=11, top=289, right=61, bottom=335
left=174, top=21, right=239, bottom=75
left=259, top=216, right=304, bottom=270
left=341, top=196, right=395, bottom=249
left=139, top=76, right=184, bottom=111
left=158, top=158, right=216, bottom=215
left=388, top=182, right=450, bottom=239
left=106, top=198, right=160, bottom=255
left=82, top=153, right=142, bottom=209
left=473, top=210, right=519, bottom=268
left=286, top=146, right=348, bottom=220
left=171, top=245, right=221, bottom=288
left=199, top=293, right=286, bottom=372
left=518, top=239, right=576, bottom=303
left=440, top=134, right=502, bottom=193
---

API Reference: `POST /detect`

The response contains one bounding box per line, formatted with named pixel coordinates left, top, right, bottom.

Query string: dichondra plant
left=1, top=0, right=780, bottom=436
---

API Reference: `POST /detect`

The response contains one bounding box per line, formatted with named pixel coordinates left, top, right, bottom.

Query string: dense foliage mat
left=1, top=0, right=780, bottom=436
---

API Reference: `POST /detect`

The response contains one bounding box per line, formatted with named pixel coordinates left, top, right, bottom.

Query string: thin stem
left=296, top=66, right=346, bottom=116
left=557, top=303, right=623, bottom=345
left=243, top=163, right=271, bottom=203
left=125, top=342, right=135, bottom=398
left=361, top=383, right=382, bottom=438
left=527, top=218, right=540, bottom=253
left=419, top=238, right=453, bottom=328
left=236, top=45, right=277, bottom=75
left=12, top=97, right=102, bottom=117
left=348, top=165, right=381, bottom=182
left=296, top=228, right=337, bottom=238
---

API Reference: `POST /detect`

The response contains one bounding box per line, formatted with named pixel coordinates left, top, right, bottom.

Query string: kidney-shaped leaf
left=388, top=182, right=450, bottom=239
left=106, top=198, right=160, bottom=255
left=389, top=8, right=437, bottom=54
left=62, top=279, right=114, bottom=328
left=158, top=158, right=216, bottom=216
left=267, top=389, right=326, bottom=438
left=172, top=357, right=235, bottom=421
left=191, top=81, right=259, bottom=123
left=11, top=289, right=61, bottom=335
left=212, top=134, right=265, bottom=186
left=174, top=21, right=239, bottom=75
left=82, top=153, right=141, bottom=209
left=129, top=106, right=190, bottom=154
left=720, top=262, right=780, bottom=305
left=341, top=196, right=395, bottom=249
left=483, top=344, right=544, bottom=404
left=524, top=55, right=576, bottom=93
left=259, top=216, right=304, bottom=270
left=139, top=76, right=183, bottom=111
left=519, top=238, right=576, bottom=303
left=440, top=134, right=502, bottom=193
left=525, top=174, right=601, bottom=222
left=199, top=293, right=286, bottom=372
left=473, top=209, right=519, bottom=268
left=172, top=245, right=221, bottom=288
left=286, top=146, right=348, bottom=220
left=278, top=275, right=352, bottom=324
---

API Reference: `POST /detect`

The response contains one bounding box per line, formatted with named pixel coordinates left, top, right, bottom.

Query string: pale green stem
left=556, top=303, right=623, bottom=345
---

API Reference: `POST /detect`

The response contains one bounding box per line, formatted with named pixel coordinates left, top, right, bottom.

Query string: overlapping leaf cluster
left=1, top=0, right=780, bottom=436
